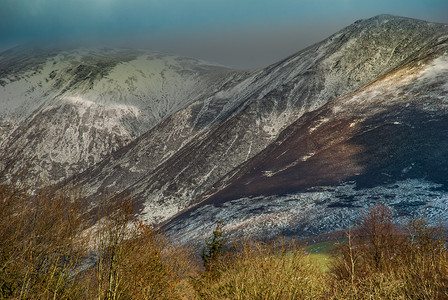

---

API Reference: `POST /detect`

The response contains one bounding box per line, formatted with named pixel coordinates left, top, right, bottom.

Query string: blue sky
left=1, top=0, right=447, bottom=68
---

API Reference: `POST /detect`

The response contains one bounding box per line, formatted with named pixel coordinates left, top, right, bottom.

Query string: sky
left=0, top=0, right=447, bottom=69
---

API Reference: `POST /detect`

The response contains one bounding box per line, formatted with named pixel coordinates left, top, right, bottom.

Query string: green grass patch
left=304, top=239, right=341, bottom=272
left=305, top=253, right=332, bottom=272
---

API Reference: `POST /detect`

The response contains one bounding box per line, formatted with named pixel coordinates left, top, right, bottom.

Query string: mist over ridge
left=1, top=0, right=448, bottom=68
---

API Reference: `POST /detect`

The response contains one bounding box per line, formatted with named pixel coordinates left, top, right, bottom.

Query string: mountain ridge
left=68, top=14, right=448, bottom=225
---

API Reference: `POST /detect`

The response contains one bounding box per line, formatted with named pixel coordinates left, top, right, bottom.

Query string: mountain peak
left=357, top=14, right=428, bottom=23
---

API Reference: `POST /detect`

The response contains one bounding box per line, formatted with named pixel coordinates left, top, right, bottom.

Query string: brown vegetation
left=1, top=172, right=447, bottom=300
left=192, top=205, right=448, bottom=299
left=0, top=183, right=88, bottom=299
left=329, top=205, right=448, bottom=299
left=0, top=182, right=198, bottom=299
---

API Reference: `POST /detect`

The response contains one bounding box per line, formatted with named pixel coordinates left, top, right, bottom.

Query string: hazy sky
left=1, top=0, right=447, bottom=68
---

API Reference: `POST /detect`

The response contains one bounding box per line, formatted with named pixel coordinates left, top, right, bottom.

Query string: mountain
left=67, top=15, right=448, bottom=235
left=0, top=46, right=236, bottom=183
left=2, top=15, right=448, bottom=244
left=166, top=49, right=448, bottom=244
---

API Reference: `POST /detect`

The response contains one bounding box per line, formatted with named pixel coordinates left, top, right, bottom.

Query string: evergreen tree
left=201, top=220, right=227, bottom=272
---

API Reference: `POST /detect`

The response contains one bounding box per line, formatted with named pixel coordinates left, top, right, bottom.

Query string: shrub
left=0, top=183, right=89, bottom=299
left=329, top=205, right=448, bottom=299
left=87, top=195, right=185, bottom=300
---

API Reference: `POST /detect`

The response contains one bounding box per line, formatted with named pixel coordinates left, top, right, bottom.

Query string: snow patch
left=300, top=153, right=315, bottom=161
left=419, top=55, right=448, bottom=81
left=309, top=118, right=329, bottom=133
left=59, top=96, right=140, bottom=121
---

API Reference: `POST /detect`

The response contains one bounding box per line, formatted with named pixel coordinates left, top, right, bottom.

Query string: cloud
left=1, top=0, right=447, bottom=67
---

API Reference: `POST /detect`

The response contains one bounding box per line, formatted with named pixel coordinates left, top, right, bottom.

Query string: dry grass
left=191, top=237, right=327, bottom=299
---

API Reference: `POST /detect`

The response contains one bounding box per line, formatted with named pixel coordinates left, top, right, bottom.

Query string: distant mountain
left=0, top=46, right=236, bottom=182
left=2, top=15, right=448, bottom=244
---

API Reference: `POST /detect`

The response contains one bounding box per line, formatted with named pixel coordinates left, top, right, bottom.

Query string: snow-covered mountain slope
left=3, top=15, right=448, bottom=245
left=68, top=15, right=448, bottom=224
left=0, top=46, right=235, bottom=182
left=165, top=42, right=448, bottom=245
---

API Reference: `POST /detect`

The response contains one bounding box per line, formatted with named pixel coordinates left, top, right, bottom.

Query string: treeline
left=1, top=181, right=448, bottom=299
left=192, top=205, right=448, bottom=299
